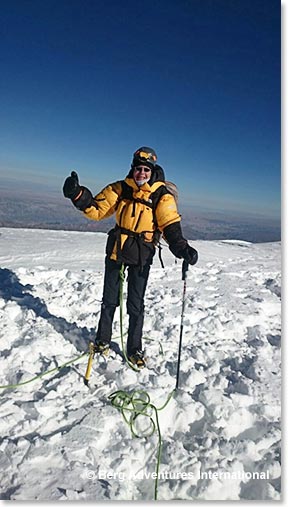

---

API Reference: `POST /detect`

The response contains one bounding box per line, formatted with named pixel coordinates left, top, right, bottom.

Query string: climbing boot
left=94, top=341, right=110, bottom=357
left=128, top=350, right=146, bottom=369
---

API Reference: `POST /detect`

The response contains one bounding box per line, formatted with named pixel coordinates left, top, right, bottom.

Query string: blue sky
left=0, top=0, right=280, bottom=219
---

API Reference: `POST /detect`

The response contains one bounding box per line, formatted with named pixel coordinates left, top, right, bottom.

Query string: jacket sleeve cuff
left=72, top=187, right=95, bottom=211
left=163, top=222, right=185, bottom=244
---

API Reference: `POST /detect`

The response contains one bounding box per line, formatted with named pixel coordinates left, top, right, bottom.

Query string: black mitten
left=181, top=244, right=198, bottom=265
left=63, top=171, right=94, bottom=210
left=63, top=171, right=81, bottom=200
left=164, top=222, right=198, bottom=265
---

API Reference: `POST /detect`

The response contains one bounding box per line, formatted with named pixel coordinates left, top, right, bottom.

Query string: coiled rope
left=108, top=388, right=175, bottom=500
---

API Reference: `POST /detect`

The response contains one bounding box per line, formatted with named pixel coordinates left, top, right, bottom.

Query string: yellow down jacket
left=83, top=177, right=181, bottom=263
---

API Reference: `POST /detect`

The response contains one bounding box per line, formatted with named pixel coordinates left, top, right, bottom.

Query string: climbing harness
left=114, top=180, right=177, bottom=269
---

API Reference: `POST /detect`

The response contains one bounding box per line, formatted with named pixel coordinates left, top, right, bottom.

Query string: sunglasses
left=134, top=166, right=151, bottom=173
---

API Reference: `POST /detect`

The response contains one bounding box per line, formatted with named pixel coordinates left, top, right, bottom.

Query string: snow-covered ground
left=0, top=228, right=281, bottom=501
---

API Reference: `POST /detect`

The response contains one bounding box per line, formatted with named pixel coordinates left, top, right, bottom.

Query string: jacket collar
left=125, top=177, right=164, bottom=193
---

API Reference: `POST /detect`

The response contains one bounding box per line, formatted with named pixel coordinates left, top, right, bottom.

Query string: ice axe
left=175, top=259, right=189, bottom=390
left=84, top=342, right=95, bottom=386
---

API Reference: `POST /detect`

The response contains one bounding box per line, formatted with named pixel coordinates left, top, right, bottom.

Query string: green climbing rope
left=109, top=265, right=176, bottom=500
left=0, top=352, right=88, bottom=390
left=119, top=264, right=141, bottom=372
left=0, top=261, right=164, bottom=390
left=108, top=388, right=175, bottom=500
left=118, top=263, right=164, bottom=367
left=0, top=332, right=162, bottom=391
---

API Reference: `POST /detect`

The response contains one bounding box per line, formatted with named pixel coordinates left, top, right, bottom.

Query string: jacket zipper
left=134, top=210, right=143, bottom=231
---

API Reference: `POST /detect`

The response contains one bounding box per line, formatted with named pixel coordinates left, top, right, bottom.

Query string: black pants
left=96, top=258, right=151, bottom=356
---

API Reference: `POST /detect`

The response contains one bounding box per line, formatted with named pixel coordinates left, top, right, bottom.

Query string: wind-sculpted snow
left=0, top=228, right=281, bottom=500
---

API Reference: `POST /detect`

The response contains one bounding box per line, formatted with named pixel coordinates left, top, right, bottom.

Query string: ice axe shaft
left=84, top=342, right=95, bottom=385
left=176, top=260, right=189, bottom=390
